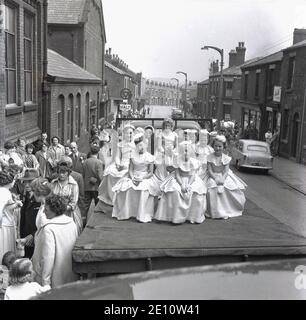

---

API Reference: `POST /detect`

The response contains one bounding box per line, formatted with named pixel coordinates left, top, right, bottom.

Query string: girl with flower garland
left=205, top=135, right=247, bottom=219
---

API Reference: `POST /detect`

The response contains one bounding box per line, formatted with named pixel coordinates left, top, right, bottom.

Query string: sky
left=102, top=0, right=306, bottom=83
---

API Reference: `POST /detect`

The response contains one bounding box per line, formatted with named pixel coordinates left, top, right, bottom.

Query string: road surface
left=145, top=105, right=173, bottom=119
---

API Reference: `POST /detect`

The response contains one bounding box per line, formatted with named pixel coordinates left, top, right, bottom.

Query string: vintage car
left=34, top=259, right=306, bottom=300
left=231, top=139, right=273, bottom=173
left=128, top=119, right=201, bottom=131
left=172, top=107, right=183, bottom=119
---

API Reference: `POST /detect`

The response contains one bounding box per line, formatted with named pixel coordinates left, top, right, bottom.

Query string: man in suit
left=69, top=142, right=87, bottom=175
left=83, top=145, right=104, bottom=219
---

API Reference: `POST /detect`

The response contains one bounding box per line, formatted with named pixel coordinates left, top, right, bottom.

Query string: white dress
left=195, top=143, right=212, bottom=179
left=205, top=153, right=247, bottom=219
left=155, top=158, right=207, bottom=224
left=112, top=152, right=160, bottom=223
left=4, top=282, right=50, bottom=300
left=98, top=141, right=135, bottom=206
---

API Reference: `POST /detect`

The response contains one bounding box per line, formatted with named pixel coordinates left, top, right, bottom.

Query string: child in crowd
left=0, top=251, right=17, bottom=299
left=205, top=135, right=247, bottom=219
left=4, top=258, right=50, bottom=300
left=155, top=140, right=207, bottom=224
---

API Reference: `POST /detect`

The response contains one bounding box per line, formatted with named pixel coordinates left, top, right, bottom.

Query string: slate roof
left=241, top=51, right=283, bottom=69
left=198, top=79, right=209, bottom=85
left=47, top=49, right=101, bottom=83
left=283, top=39, right=306, bottom=51
left=105, top=61, right=130, bottom=76
left=48, top=0, right=86, bottom=24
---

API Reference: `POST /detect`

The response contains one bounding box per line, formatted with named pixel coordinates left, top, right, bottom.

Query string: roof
left=210, top=57, right=264, bottom=77
left=241, top=51, right=283, bottom=69
left=48, top=0, right=86, bottom=24
left=283, top=39, right=306, bottom=51
left=198, top=79, right=209, bottom=85
left=105, top=60, right=130, bottom=76
left=48, top=0, right=107, bottom=42
left=47, top=49, right=101, bottom=83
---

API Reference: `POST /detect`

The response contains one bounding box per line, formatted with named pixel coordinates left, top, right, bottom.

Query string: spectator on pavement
left=47, top=136, right=65, bottom=173
left=15, top=138, right=27, bottom=157
left=35, top=143, right=51, bottom=179
left=32, top=194, right=78, bottom=288
left=69, top=142, right=86, bottom=175
left=83, top=146, right=104, bottom=218
left=34, top=132, right=49, bottom=154
left=22, top=144, right=39, bottom=170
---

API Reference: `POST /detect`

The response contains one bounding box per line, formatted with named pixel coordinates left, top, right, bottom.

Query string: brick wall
left=0, top=0, right=45, bottom=148
left=48, top=82, right=101, bottom=153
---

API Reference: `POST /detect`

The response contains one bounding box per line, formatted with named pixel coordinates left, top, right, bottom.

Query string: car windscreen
left=247, top=145, right=268, bottom=152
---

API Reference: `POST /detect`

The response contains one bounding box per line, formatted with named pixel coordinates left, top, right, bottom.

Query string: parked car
left=172, top=108, right=183, bottom=119
left=34, top=259, right=306, bottom=300
left=231, top=139, right=273, bottom=173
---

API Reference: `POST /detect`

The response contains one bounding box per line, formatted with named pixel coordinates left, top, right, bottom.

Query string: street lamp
left=171, top=78, right=179, bottom=108
left=201, top=45, right=224, bottom=127
left=176, top=71, right=188, bottom=116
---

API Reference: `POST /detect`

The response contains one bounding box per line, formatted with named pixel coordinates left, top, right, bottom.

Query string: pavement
left=270, top=156, right=306, bottom=195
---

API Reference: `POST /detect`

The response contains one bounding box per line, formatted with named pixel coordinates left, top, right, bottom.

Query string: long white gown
left=205, top=153, right=247, bottom=219
left=154, top=157, right=207, bottom=224
left=98, top=141, right=135, bottom=206
left=112, top=152, right=160, bottom=223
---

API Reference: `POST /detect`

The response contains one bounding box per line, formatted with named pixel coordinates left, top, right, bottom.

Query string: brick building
left=104, top=48, right=140, bottom=118
left=206, top=42, right=248, bottom=122
left=196, top=79, right=209, bottom=118
left=239, top=51, right=283, bottom=140
left=46, top=0, right=107, bottom=131
left=143, top=78, right=180, bottom=107
left=279, top=34, right=306, bottom=164
left=0, top=0, right=47, bottom=147
left=45, top=49, right=102, bottom=147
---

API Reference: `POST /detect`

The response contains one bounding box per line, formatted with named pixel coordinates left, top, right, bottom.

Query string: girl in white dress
left=154, top=118, right=178, bottom=183
left=195, top=129, right=212, bottom=180
left=155, top=141, right=207, bottom=224
left=112, top=133, right=160, bottom=223
left=98, top=124, right=135, bottom=206
left=205, top=135, right=247, bottom=219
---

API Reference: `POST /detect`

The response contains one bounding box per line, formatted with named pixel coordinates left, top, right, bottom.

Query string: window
left=287, top=56, right=295, bottom=89
left=255, top=73, right=260, bottom=98
left=86, top=92, right=90, bottom=131
left=4, top=5, right=17, bottom=104
left=247, top=145, right=268, bottom=153
left=76, top=94, right=81, bottom=137
left=67, top=94, right=73, bottom=142
left=244, top=73, right=248, bottom=97
left=57, top=95, right=65, bottom=141
left=24, top=13, right=33, bottom=102
left=225, top=81, right=233, bottom=97
left=124, top=77, right=129, bottom=89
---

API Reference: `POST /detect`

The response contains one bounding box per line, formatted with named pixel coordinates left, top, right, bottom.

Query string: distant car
left=231, top=139, right=273, bottom=173
left=172, top=108, right=183, bottom=119
left=34, top=259, right=306, bottom=300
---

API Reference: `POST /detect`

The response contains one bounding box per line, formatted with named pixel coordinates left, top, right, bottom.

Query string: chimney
left=293, top=28, right=306, bottom=44
left=235, top=41, right=246, bottom=66
left=109, top=48, right=112, bottom=56
left=213, top=60, right=219, bottom=74
left=229, top=49, right=237, bottom=67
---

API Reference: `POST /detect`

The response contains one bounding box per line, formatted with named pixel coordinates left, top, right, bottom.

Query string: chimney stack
left=235, top=42, right=246, bottom=66
left=213, top=60, right=219, bottom=74
left=109, top=48, right=112, bottom=56
left=229, top=49, right=237, bottom=67
left=293, top=28, right=306, bottom=44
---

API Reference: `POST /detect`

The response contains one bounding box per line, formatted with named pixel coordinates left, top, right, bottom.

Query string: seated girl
left=195, top=129, right=212, bottom=180
left=112, top=133, right=159, bottom=223
left=98, top=124, right=135, bottom=206
left=205, top=135, right=247, bottom=219
left=155, top=141, right=207, bottom=224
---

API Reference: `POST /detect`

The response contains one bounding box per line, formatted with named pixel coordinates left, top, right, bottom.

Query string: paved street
left=233, top=167, right=306, bottom=238
left=146, top=105, right=173, bottom=118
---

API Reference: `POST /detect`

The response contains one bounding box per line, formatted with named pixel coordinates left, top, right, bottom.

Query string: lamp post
left=176, top=71, right=188, bottom=116
left=201, top=45, right=224, bottom=127
left=171, top=78, right=179, bottom=108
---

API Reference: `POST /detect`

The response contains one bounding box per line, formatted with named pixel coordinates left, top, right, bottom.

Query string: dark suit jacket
left=83, top=157, right=104, bottom=191
left=70, top=152, right=87, bottom=175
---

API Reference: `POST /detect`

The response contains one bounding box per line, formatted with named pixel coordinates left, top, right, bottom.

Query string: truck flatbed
left=72, top=200, right=306, bottom=276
